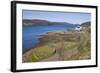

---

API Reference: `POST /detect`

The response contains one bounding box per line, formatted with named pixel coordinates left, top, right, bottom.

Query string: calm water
left=23, top=24, right=78, bottom=53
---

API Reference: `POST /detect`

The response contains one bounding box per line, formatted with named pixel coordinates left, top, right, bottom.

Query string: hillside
left=81, top=21, right=91, bottom=27
left=23, top=19, right=74, bottom=26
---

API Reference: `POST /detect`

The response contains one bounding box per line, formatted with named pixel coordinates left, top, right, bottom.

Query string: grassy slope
left=23, top=45, right=55, bottom=62
left=23, top=42, right=78, bottom=62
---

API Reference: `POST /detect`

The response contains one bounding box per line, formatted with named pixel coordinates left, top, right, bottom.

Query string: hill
left=23, top=19, right=75, bottom=26
left=81, top=21, right=91, bottom=27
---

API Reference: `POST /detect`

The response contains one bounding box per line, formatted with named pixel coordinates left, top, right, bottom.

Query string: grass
left=23, top=41, right=78, bottom=62
left=34, top=45, right=55, bottom=59
left=63, top=42, right=77, bottom=50
left=23, top=45, right=55, bottom=62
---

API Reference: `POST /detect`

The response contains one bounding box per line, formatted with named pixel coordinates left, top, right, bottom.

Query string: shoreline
left=23, top=30, right=69, bottom=53
left=22, top=30, right=81, bottom=62
left=23, top=30, right=81, bottom=53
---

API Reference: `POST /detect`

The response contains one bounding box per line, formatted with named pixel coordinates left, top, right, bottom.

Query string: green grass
left=34, top=45, right=55, bottom=59
left=24, top=45, right=55, bottom=62
left=27, top=53, right=39, bottom=62
left=63, top=42, right=77, bottom=50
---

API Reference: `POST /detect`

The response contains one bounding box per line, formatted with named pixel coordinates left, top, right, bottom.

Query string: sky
left=22, top=10, right=91, bottom=24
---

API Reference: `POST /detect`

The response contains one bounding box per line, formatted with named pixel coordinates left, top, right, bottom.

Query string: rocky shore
left=38, top=30, right=81, bottom=45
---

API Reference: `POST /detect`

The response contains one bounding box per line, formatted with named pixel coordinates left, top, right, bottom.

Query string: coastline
left=22, top=22, right=91, bottom=63
left=22, top=30, right=84, bottom=62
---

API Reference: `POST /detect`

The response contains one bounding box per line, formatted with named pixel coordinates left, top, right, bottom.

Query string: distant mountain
left=23, top=19, right=50, bottom=26
left=23, top=19, right=75, bottom=26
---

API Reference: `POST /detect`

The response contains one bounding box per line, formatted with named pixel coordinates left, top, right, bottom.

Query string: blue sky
left=22, top=10, right=91, bottom=24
